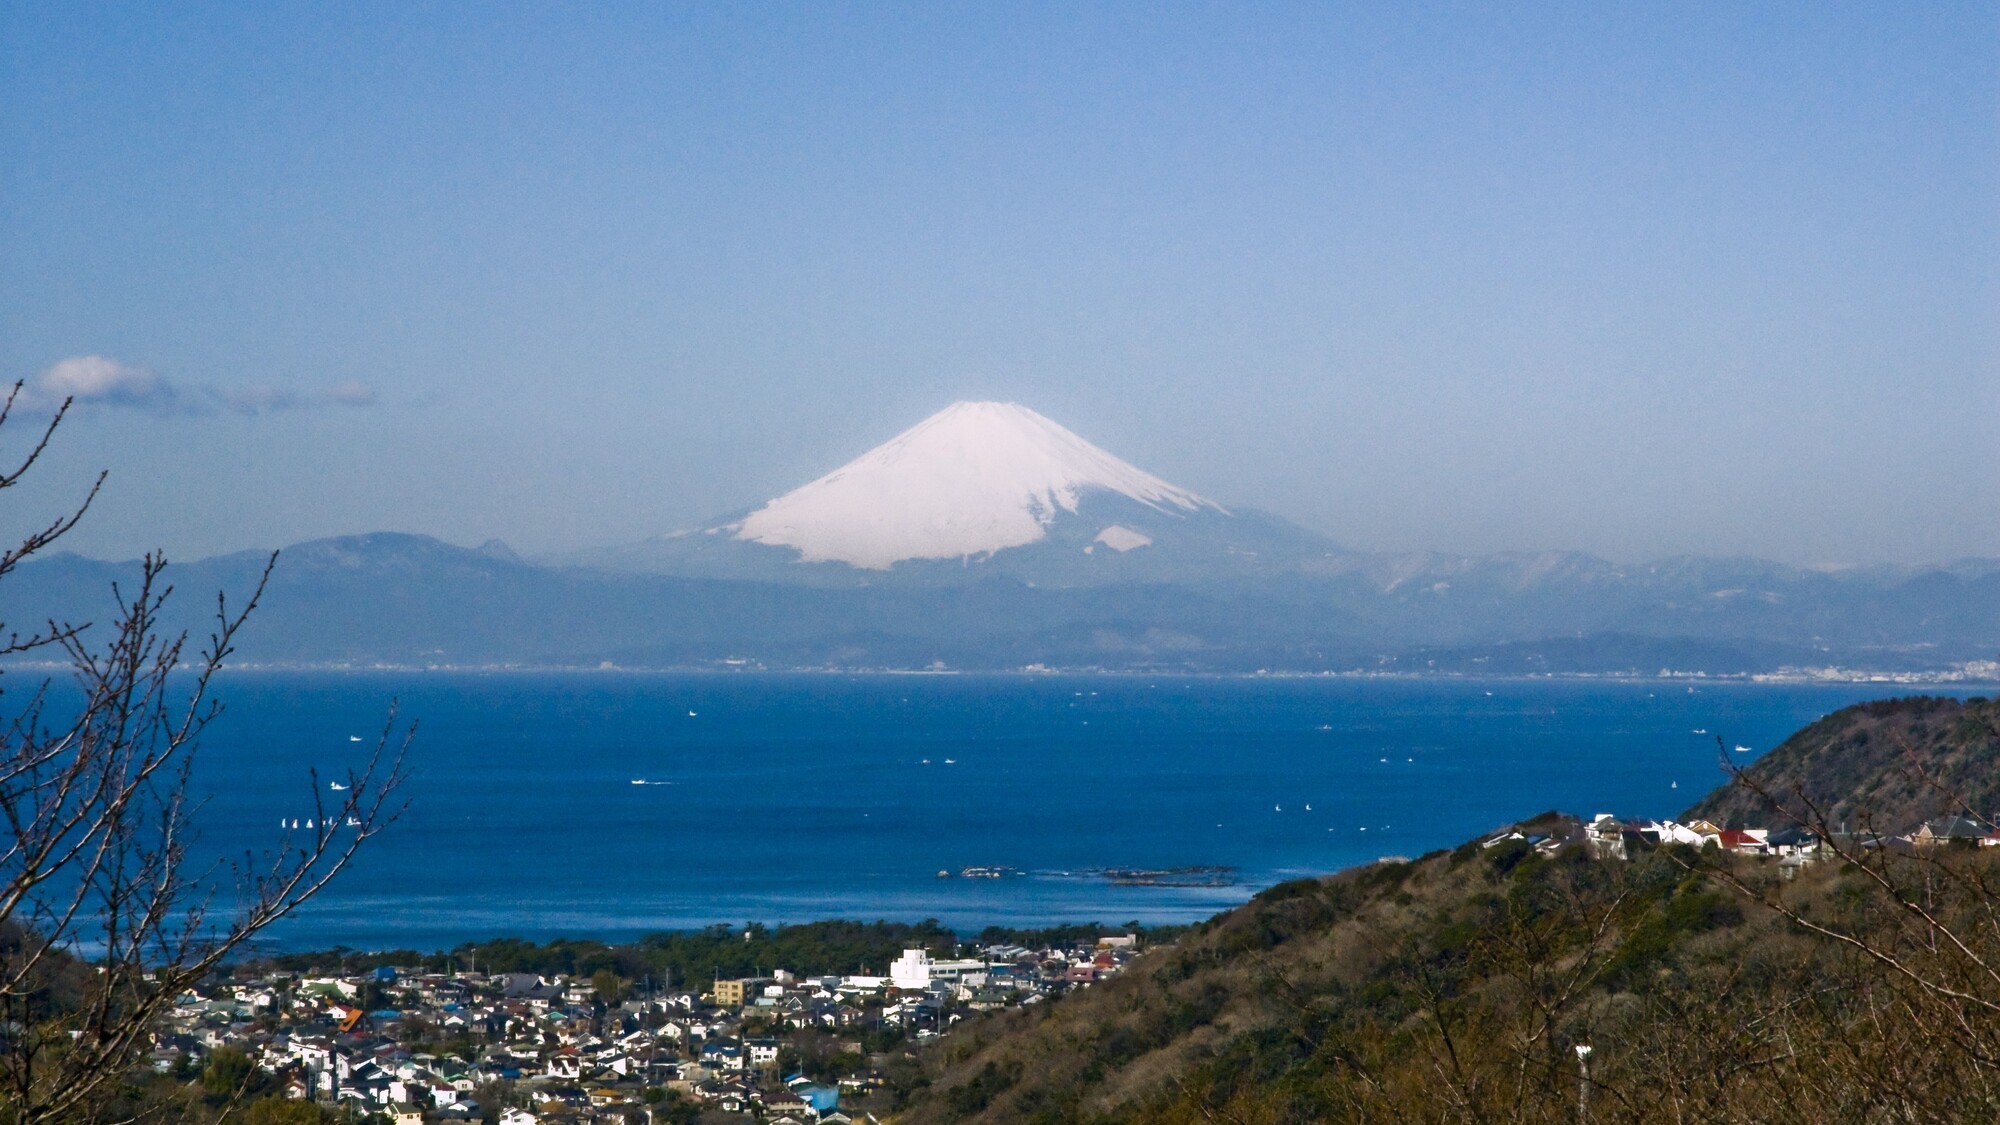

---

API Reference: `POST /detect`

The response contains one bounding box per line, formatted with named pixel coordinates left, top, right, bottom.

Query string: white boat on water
left=1733, top=745, right=1753, bottom=753
left=329, top=781, right=347, bottom=791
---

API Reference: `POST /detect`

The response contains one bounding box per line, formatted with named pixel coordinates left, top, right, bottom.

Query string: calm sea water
left=166, top=673, right=1982, bottom=951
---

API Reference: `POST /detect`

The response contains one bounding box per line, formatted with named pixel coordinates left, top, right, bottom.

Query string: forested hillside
left=1686, top=695, right=2000, bottom=830
left=891, top=698, right=2000, bottom=1123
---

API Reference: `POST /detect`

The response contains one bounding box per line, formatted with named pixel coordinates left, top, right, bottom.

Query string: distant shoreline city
left=9, top=661, right=1993, bottom=686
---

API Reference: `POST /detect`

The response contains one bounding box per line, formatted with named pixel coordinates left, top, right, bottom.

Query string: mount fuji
left=13, top=402, right=1998, bottom=672
left=569, top=401, right=1340, bottom=585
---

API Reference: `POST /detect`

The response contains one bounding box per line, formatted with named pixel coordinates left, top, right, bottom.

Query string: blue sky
left=3, top=3, right=1994, bottom=564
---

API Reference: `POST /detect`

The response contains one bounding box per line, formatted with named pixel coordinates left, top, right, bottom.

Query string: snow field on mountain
left=730, top=401, right=1223, bottom=568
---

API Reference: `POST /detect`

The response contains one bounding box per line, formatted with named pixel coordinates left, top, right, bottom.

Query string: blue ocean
left=173, top=673, right=1981, bottom=951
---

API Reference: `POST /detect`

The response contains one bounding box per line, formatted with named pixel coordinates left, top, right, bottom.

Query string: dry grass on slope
left=894, top=824, right=2000, bottom=1124
left=893, top=847, right=1526, bottom=1123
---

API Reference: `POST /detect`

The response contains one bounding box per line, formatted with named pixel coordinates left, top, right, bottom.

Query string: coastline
left=7, top=660, right=1995, bottom=686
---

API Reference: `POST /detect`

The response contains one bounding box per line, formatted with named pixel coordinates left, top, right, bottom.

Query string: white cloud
left=327, top=379, right=377, bottom=407
left=214, top=380, right=381, bottom=414
left=16, top=355, right=182, bottom=413
left=11, top=356, right=379, bottom=418
left=214, top=384, right=301, bottom=415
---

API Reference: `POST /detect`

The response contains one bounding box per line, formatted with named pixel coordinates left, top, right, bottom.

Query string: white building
left=891, top=949, right=932, bottom=991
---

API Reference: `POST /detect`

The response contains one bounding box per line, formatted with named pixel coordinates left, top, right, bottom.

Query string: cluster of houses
left=1482, top=810, right=2000, bottom=878
left=176, top=803, right=2000, bottom=1119
left=152, top=935, right=1142, bottom=1122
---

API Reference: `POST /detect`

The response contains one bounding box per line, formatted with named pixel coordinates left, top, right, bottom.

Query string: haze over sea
left=193, top=674, right=1987, bottom=952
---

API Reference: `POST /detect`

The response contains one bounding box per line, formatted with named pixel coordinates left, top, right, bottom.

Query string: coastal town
left=148, top=804, right=2000, bottom=1124
left=154, top=934, right=1144, bottom=1123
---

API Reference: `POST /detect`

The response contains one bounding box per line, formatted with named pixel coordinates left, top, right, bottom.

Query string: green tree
left=241, top=1098, right=332, bottom=1124
left=200, top=1048, right=257, bottom=1102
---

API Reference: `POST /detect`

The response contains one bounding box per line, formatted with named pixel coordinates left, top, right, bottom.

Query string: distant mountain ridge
left=7, top=531, right=1999, bottom=673
left=8, top=403, right=1999, bottom=672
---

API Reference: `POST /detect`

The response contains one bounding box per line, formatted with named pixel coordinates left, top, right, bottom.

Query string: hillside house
left=1911, top=816, right=1997, bottom=847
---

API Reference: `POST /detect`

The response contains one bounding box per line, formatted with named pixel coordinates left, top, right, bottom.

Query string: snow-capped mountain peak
left=728, top=401, right=1225, bottom=569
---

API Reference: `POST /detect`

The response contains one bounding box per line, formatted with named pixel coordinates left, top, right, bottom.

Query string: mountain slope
left=885, top=819, right=1853, bottom=1122
left=563, top=401, right=1346, bottom=586
left=888, top=697, right=2000, bottom=1123
left=1685, top=695, right=2000, bottom=829
left=732, top=401, right=1223, bottom=568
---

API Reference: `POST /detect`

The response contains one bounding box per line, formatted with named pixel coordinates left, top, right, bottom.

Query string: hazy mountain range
left=9, top=403, right=1999, bottom=674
